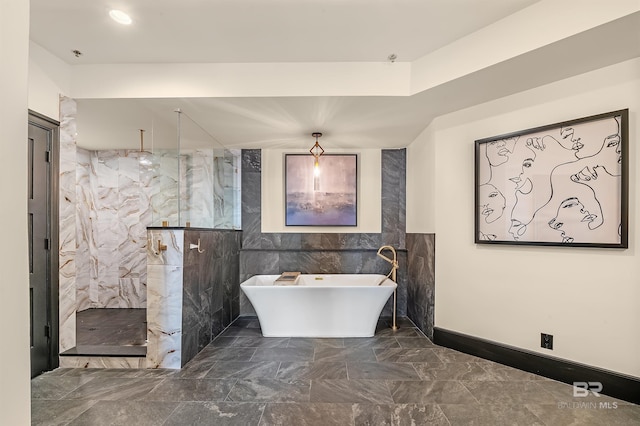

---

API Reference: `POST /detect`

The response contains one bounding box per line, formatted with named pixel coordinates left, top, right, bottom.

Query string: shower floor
left=76, top=308, right=147, bottom=346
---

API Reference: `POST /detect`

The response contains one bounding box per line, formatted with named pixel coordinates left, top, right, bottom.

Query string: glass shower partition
left=149, top=109, right=241, bottom=229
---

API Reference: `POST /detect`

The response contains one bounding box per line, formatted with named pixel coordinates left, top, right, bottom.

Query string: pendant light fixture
left=310, top=132, right=324, bottom=191
left=310, top=132, right=324, bottom=177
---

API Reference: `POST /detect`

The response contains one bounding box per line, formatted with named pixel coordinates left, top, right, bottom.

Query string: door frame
left=28, top=110, right=60, bottom=370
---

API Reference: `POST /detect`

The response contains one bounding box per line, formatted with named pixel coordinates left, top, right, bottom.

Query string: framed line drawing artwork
left=285, top=154, right=357, bottom=226
left=475, top=109, right=628, bottom=248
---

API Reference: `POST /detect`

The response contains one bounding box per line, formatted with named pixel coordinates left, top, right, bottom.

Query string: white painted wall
left=407, top=58, right=640, bottom=378
left=28, top=41, right=70, bottom=120
left=0, top=1, right=31, bottom=423
left=262, top=149, right=381, bottom=233
left=70, top=62, right=410, bottom=99
left=406, top=125, right=435, bottom=233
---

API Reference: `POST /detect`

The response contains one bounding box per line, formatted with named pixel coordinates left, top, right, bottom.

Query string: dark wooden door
left=28, top=116, right=53, bottom=378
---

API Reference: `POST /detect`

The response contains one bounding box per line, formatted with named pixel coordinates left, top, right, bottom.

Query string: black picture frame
left=285, top=153, right=357, bottom=226
left=475, top=109, right=628, bottom=248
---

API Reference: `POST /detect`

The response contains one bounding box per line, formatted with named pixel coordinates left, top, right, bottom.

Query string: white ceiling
left=30, top=0, right=539, bottom=64
left=29, top=1, right=640, bottom=150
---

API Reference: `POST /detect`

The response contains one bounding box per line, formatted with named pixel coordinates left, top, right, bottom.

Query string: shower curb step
left=60, top=345, right=147, bottom=357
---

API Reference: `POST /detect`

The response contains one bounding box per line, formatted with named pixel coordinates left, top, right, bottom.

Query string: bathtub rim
left=240, top=273, right=397, bottom=288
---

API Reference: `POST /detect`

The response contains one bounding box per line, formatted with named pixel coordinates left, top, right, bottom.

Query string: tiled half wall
left=146, top=228, right=241, bottom=368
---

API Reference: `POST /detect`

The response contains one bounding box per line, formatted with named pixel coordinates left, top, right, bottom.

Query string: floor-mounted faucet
left=377, top=245, right=399, bottom=330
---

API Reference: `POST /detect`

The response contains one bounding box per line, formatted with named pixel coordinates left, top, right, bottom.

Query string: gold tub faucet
left=377, top=245, right=398, bottom=330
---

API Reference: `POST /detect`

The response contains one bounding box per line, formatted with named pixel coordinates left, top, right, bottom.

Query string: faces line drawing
left=548, top=197, right=599, bottom=243
left=508, top=219, right=527, bottom=241
left=559, top=116, right=620, bottom=159
left=479, top=183, right=506, bottom=223
left=506, top=140, right=536, bottom=195
left=485, top=137, right=518, bottom=167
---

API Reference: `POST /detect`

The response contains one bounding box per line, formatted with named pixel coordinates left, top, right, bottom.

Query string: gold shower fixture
left=377, top=245, right=399, bottom=331
left=139, top=129, right=153, bottom=166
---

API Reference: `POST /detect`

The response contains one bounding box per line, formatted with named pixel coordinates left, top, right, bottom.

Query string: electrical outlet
left=541, top=333, right=553, bottom=350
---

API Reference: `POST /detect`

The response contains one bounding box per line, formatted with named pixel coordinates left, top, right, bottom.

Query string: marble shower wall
left=59, top=96, right=78, bottom=352
left=146, top=229, right=184, bottom=369
left=150, top=149, right=240, bottom=229
left=239, top=149, right=410, bottom=319
left=74, top=148, right=239, bottom=310
left=75, top=149, right=151, bottom=310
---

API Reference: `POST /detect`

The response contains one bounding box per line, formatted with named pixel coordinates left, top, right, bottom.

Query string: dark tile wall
left=407, top=233, right=436, bottom=340
left=181, top=229, right=241, bottom=366
left=239, top=148, right=415, bottom=320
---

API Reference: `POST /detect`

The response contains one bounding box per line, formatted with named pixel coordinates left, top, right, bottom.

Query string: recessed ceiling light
left=109, top=9, right=132, bottom=25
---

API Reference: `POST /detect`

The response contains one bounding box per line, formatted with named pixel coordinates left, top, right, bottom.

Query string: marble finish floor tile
left=164, top=402, right=266, bottom=426
left=374, top=347, right=441, bottom=363
left=413, top=361, right=497, bottom=381
left=200, top=346, right=257, bottom=362
left=313, top=347, right=377, bottom=362
left=439, top=403, right=544, bottom=426
left=389, top=380, right=478, bottom=404
left=204, top=361, right=280, bottom=379
left=373, top=327, right=422, bottom=338
left=251, top=347, right=314, bottom=362
left=229, top=336, right=290, bottom=348
left=142, top=378, right=237, bottom=401
left=342, top=336, right=400, bottom=349
left=31, top=399, right=97, bottom=426
left=395, top=336, right=437, bottom=348
left=352, top=403, right=450, bottom=426
left=432, top=347, right=484, bottom=363
left=209, top=336, right=239, bottom=347
left=261, top=402, right=353, bottom=426
left=32, top=316, right=639, bottom=425
left=226, top=378, right=311, bottom=402
left=310, top=379, right=393, bottom=404
left=176, top=356, right=216, bottom=379
left=347, top=362, right=421, bottom=380
left=276, top=362, right=348, bottom=381
left=479, top=361, right=549, bottom=381
left=288, top=338, right=345, bottom=349
left=31, top=375, right=94, bottom=400
left=461, top=380, right=559, bottom=405
left=219, top=327, right=264, bottom=337
left=66, top=400, right=178, bottom=426
left=63, top=377, right=164, bottom=401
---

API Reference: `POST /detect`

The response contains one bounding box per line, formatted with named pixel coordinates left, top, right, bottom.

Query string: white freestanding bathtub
left=240, top=274, right=396, bottom=337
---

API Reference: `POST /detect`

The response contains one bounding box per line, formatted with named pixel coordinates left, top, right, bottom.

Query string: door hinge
left=44, top=324, right=50, bottom=339
left=44, top=238, right=51, bottom=250
left=45, top=151, right=51, bottom=163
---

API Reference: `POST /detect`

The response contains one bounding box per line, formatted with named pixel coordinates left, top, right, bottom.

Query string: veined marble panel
left=59, top=96, right=78, bottom=352
left=94, top=150, right=119, bottom=189
left=146, top=263, right=183, bottom=369
left=76, top=148, right=153, bottom=309
left=147, top=229, right=183, bottom=266
left=59, top=356, right=146, bottom=369
left=76, top=148, right=92, bottom=311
